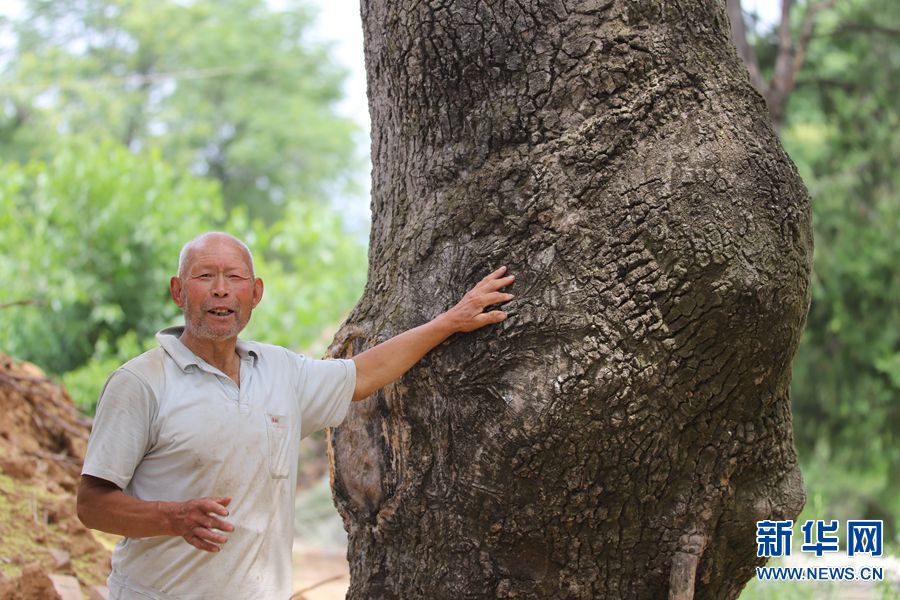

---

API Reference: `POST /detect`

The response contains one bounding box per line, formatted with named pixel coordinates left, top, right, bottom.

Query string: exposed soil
left=0, top=353, right=111, bottom=598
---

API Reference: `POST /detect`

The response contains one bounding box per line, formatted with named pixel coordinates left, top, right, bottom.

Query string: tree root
left=669, top=532, right=709, bottom=600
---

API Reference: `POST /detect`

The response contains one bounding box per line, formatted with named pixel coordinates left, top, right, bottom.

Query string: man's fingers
left=194, top=526, right=228, bottom=545
left=186, top=532, right=222, bottom=553
left=201, top=514, right=234, bottom=533
left=480, top=291, right=514, bottom=307
left=191, top=539, right=220, bottom=552
left=215, top=496, right=232, bottom=508
left=199, top=497, right=230, bottom=516
left=476, top=311, right=507, bottom=328
left=479, top=266, right=511, bottom=285
left=481, top=265, right=507, bottom=282
left=482, top=274, right=515, bottom=291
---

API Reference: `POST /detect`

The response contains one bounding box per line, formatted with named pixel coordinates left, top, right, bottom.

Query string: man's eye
left=197, top=274, right=212, bottom=279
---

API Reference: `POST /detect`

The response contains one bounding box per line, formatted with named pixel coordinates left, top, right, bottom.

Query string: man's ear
left=252, top=277, right=264, bottom=308
left=170, top=276, right=185, bottom=308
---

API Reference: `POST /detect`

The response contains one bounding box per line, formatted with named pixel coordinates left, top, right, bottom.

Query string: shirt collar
left=156, top=326, right=259, bottom=372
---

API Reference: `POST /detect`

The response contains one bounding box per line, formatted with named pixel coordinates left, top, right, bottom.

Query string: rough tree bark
left=328, top=1, right=811, bottom=598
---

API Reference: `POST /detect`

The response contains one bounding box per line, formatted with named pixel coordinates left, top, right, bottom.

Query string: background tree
left=1, top=0, right=360, bottom=222
left=328, top=1, right=811, bottom=598
left=726, top=0, right=834, bottom=132
left=729, top=0, right=899, bottom=544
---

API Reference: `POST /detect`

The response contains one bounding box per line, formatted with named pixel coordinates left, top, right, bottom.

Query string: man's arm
left=76, top=475, right=234, bottom=553
left=351, top=266, right=514, bottom=401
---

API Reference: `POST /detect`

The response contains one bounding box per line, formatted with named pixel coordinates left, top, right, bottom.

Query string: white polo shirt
left=82, top=326, right=355, bottom=599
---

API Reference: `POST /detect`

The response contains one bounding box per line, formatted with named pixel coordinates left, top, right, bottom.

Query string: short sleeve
left=295, top=356, right=356, bottom=439
left=82, top=368, right=156, bottom=490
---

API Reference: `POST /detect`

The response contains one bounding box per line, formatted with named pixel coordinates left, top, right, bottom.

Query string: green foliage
left=0, top=0, right=369, bottom=414
left=790, top=166, right=900, bottom=496
left=0, top=138, right=367, bottom=413
left=777, top=0, right=900, bottom=520
left=0, top=138, right=222, bottom=374
left=236, top=203, right=368, bottom=357
left=61, top=331, right=153, bottom=415
left=0, top=0, right=361, bottom=222
left=730, top=0, right=899, bottom=567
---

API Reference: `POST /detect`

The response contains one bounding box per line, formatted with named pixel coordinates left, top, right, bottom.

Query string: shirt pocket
left=265, top=413, right=291, bottom=479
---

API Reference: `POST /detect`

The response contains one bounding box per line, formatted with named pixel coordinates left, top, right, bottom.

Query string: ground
left=293, top=543, right=349, bottom=600
left=0, top=353, right=110, bottom=597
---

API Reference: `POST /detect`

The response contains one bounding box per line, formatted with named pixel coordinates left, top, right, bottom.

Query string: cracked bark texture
left=327, top=1, right=811, bottom=598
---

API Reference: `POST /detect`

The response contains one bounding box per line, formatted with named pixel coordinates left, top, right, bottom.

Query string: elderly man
left=76, top=231, right=514, bottom=599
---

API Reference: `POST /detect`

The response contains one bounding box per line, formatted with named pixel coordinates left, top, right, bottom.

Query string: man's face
left=170, top=236, right=263, bottom=342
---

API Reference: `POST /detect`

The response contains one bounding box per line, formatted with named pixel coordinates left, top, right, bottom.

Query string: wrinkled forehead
left=180, top=235, right=254, bottom=275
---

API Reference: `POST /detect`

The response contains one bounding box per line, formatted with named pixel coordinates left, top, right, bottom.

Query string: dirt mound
left=0, top=353, right=111, bottom=596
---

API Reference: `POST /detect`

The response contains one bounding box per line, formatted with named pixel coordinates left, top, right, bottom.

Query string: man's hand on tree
left=161, top=496, right=234, bottom=553
left=349, top=266, right=515, bottom=401
left=442, top=266, right=515, bottom=333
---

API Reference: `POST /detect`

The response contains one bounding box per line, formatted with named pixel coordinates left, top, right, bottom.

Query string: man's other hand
left=442, top=266, right=515, bottom=333
left=161, top=496, right=234, bottom=553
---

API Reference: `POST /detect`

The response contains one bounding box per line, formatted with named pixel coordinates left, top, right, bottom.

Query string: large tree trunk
left=327, top=1, right=811, bottom=598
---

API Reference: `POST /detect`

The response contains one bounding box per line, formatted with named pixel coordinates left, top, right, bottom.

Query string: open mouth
left=208, top=308, right=235, bottom=317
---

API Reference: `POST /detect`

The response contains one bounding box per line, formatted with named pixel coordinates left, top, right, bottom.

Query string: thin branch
left=766, top=0, right=835, bottom=131
left=0, top=371, right=53, bottom=385
left=0, top=63, right=269, bottom=96
left=793, top=1, right=836, bottom=82
left=726, top=0, right=766, bottom=94
left=289, top=574, right=344, bottom=599
left=25, top=449, right=83, bottom=466
left=0, top=298, right=46, bottom=310
left=30, top=400, right=91, bottom=439
left=796, top=77, right=857, bottom=92
left=832, top=23, right=900, bottom=37
left=767, top=0, right=796, bottom=128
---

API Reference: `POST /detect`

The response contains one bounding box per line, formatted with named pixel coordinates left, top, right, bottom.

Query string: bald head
left=171, top=231, right=263, bottom=344
left=178, top=232, right=256, bottom=279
